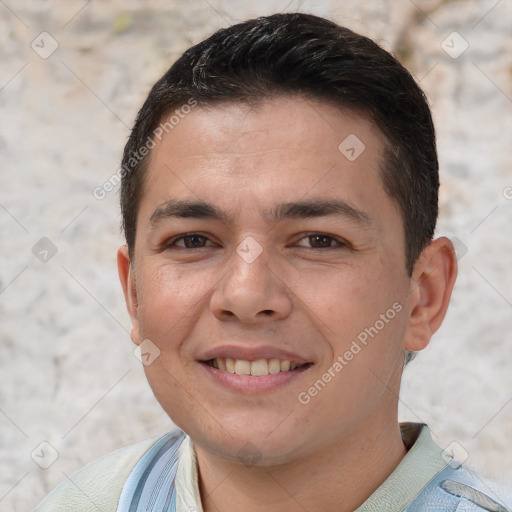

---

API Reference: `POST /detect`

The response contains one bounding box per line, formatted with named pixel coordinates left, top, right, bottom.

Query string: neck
left=194, top=418, right=407, bottom=512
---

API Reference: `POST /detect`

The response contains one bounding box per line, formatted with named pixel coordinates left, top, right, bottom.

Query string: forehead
left=149, top=97, right=383, bottom=167
left=138, top=97, right=397, bottom=230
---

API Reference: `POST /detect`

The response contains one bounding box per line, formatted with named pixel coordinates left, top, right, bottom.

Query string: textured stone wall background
left=0, top=0, right=511, bottom=510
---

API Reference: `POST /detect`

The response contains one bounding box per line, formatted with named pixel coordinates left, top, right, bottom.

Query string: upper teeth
left=210, top=358, right=300, bottom=376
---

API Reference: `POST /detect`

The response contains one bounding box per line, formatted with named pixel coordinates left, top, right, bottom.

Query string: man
left=35, top=12, right=509, bottom=512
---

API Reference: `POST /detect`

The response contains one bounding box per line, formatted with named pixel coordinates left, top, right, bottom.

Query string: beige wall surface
left=0, top=1, right=511, bottom=510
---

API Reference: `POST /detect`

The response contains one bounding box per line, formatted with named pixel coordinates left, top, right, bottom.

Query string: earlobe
left=117, top=245, right=141, bottom=346
left=404, top=237, right=458, bottom=352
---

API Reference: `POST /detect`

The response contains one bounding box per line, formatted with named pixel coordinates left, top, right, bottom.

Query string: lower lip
left=199, top=362, right=312, bottom=393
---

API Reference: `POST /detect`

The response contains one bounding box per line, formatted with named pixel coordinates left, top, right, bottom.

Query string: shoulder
left=407, top=463, right=510, bottom=511
left=34, top=433, right=171, bottom=512
left=359, top=423, right=510, bottom=512
left=397, top=423, right=510, bottom=511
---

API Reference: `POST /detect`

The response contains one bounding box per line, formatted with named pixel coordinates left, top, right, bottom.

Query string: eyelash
left=165, top=232, right=348, bottom=250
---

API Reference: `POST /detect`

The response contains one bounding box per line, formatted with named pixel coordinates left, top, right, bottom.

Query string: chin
left=179, top=412, right=314, bottom=466
left=199, top=433, right=307, bottom=467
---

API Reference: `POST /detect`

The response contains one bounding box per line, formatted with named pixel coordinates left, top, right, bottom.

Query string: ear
left=117, top=245, right=141, bottom=346
left=404, top=237, right=458, bottom=352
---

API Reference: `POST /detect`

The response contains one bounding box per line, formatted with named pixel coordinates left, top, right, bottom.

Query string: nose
left=209, top=244, right=293, bottom=324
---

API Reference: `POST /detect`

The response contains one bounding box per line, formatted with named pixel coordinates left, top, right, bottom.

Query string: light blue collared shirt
left=116, top=423, right=509, bottom=512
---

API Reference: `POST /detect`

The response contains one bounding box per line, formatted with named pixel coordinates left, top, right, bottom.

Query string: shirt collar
left=175, top=423, right=448, bottom=512
left=356, top=423, right=449, bottom=511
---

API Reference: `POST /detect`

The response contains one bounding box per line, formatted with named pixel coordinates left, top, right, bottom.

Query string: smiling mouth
left=203, top=358, right=313, bottom=376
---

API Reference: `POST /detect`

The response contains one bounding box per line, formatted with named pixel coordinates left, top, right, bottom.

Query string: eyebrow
left=148, top=198, right=371, bottom=228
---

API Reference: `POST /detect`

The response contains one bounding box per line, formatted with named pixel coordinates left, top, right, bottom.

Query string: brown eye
left=308, top=234, right=335, bottom=248
left=168, top=233, right=213, bottom=249
left=180, top=235, right=208, bottom=248
left=296, top=233, right=347, bottom=249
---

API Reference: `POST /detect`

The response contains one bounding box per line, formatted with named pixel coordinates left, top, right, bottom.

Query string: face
left=119, top=97, right=417, bottom=465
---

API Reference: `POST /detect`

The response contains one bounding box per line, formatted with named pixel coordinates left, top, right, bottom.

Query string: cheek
left=142, top=361, right=201, bottom=432
left=135, top=263, right=212, bottom=341
left=302, top=264, right=400, bottom=334
left=310, top=265, right=408, bottom=379
left=302, top=289, right=407, bottom=427
left=134, top=261, right=253, bottom=374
